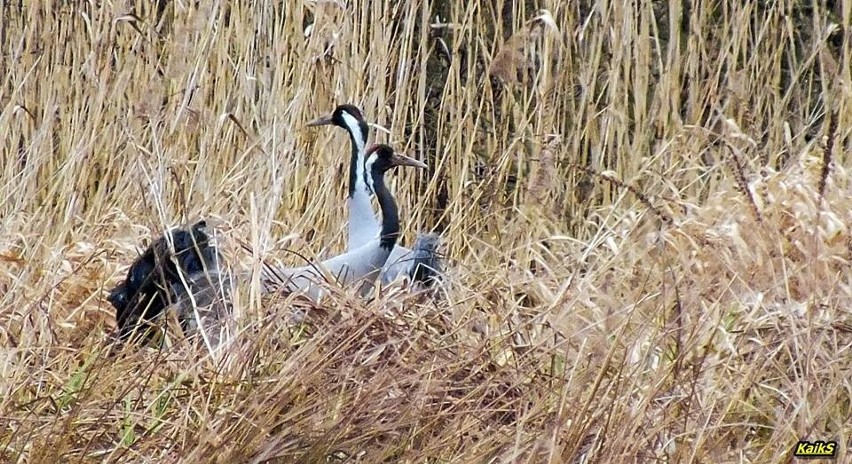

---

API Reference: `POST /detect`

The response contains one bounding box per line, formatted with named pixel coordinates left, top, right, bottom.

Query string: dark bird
left=107, top=220, right=231, bottom=347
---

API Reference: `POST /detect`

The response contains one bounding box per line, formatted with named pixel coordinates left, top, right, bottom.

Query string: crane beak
left=390, top=153, right=428, bottom=169
left=306, top=115, right=333, bottom=127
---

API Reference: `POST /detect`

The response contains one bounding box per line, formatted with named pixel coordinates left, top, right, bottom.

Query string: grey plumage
left=380, top=233, right=443, bottom=287
left=261, top=145, right=418, bottom=301
left=169, top=265, right=233, bottom=348
left=308, top=104, right=445, bottom=287
left=409, top=233, right=442, bottom=286
left=261, top=237, right=391, bottom=301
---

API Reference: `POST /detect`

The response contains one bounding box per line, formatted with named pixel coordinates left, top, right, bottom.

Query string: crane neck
left=341, top=113, right=370, bottom=198
left=369, top=166, right=400, bottom=251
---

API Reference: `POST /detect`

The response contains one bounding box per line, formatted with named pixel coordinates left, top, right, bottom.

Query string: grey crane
left=307, top=105, right=442, bottom=287
left=263, top=144, right=426, bottom=301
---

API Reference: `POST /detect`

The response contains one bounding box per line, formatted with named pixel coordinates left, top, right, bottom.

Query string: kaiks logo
left=793, top=440, right=837, bottom=459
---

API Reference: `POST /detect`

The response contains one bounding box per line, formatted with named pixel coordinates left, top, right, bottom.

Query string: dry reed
left=1, top=0, right=851, bottom=462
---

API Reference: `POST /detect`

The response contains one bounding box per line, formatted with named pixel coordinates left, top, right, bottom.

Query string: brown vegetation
left=1, top=0, right=850, bottom=462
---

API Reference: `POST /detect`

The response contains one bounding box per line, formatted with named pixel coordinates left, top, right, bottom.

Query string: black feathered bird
left=107, top=220, right=230, bottom=346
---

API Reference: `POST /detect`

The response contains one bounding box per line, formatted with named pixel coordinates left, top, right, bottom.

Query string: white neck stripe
left=364, top=153, right=378, bottom=193
left=340, top=111, right=367, bottom=191
left=341, top=112, right=365, bottom=153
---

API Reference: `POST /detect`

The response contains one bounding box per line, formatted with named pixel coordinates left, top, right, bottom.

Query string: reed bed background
left=1, top=0, right=851, bottom=462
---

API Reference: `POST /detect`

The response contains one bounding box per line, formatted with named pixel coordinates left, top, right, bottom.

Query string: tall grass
left=1, top=0, right=850, bottom=461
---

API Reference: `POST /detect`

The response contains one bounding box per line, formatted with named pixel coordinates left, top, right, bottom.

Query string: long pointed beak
left=390, top=153, right=428, bottom=169
left=306, top=115, right=333, bottom=127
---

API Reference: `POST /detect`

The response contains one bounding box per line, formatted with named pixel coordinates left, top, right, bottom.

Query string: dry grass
left=2, top=0, right=851, bottom=462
